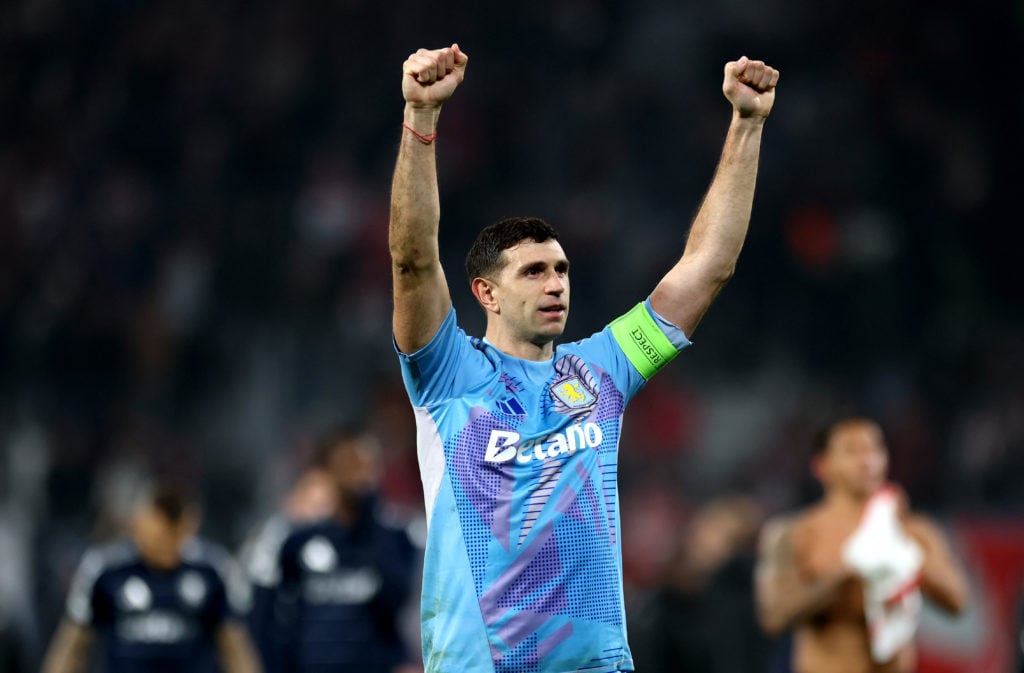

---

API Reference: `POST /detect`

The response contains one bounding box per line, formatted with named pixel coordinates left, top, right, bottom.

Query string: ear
left=810, top=455, right=827, bottom=484
left=471, top=277, right=501, bottom=315
left=179, top=509, right=201, bottom=540
left=129, top=510, right=144, bottom=538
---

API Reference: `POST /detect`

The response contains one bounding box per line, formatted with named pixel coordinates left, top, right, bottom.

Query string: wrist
left=730, top=110, right=767, bottom=127
left=404, top=104, right=441, bottom=131
left=728, top=113, right=767, bottom=140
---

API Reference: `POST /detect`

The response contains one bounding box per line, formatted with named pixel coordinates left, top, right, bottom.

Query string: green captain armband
left=609, top=302, right=680, bottom=380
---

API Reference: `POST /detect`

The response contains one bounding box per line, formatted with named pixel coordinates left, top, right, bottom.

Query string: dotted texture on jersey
left=446, top=363, right=627, bottom=673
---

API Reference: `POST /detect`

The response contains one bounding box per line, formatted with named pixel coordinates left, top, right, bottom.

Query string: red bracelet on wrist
left=402, top=122, right=437, bottom=145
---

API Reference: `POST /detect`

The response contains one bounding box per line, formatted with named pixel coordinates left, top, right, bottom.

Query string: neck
left=335, top=492, right=367, bottom=526
left=484, top=324, right=555, bottom=362
left=824, top=488, right=871, bottom=514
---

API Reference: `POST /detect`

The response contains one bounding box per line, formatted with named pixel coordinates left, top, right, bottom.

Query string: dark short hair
left=147, top=483, right=194, bottom=523
left=313, top=422, right=370, bottom=467
left=465, top=216, right=560, bottom=282
left=812, top=416, right=882, bottom=457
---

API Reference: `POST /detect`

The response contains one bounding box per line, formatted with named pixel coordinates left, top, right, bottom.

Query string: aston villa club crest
left=549, top=355, right=599, bottom=416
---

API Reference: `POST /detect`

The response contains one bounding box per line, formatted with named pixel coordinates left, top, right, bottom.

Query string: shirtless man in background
left=755, top=417, right=969, bottom=673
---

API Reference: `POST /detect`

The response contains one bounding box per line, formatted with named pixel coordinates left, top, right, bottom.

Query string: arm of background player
left=40, top=620, right=94, bottom=673
left=907, top=515, right=969, bottom=615
left=649, top=57, right=779, bottom=337
left=216, top=622, right=264, bottom=673
left=755, top=517, right=852, bottom=635
left=390, top=44, right=468, bottom=354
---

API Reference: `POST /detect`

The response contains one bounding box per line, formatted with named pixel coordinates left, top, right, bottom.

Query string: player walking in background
left=755, top=417, right=969, bottom=673
left=390, top=43, right=778, bottom=673
left=251, top=426, right=418, bottom=673
left=41, top=484, right=261, bottom=673
left=240, top=462, right=336, bottom=669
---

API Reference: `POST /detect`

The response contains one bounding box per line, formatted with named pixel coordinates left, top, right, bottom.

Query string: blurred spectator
left=630, top=494, right=771, bottom=672
left=249, top=425, right=418, bottom=673
left=40, top=482, right=261, bottom=673
left=241, top=463, right=335, bottom=669
left=754, top=418, right=968, bottom=673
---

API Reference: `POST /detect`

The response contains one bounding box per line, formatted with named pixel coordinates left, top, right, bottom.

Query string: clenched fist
left=402, top=44, right=469, bottom=109
left=723, top=56, right=779, bottom=119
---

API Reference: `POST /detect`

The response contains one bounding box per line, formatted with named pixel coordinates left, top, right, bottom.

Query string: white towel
left=841, top=485, right=924, bottom=663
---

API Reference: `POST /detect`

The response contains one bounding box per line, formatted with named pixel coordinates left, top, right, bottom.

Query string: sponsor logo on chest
left=483, top=422, right=604, bottom=465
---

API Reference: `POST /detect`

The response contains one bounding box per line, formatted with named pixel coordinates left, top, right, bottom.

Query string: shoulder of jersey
left=66, top=539, right=139, bottom=622
left=280, top=518, right=333, bottom=552
left=80, top=539, right=140, bottom=577
left=182, top=537, right=239, bottom=577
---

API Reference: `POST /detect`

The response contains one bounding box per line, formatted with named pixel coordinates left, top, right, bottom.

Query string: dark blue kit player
left=42, top=484, right=261, bottom=673
left=249, top=426, right=418, bottom=673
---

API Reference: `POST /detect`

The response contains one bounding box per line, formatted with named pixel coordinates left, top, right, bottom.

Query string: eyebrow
left=518, top=259, right=570, bottom=273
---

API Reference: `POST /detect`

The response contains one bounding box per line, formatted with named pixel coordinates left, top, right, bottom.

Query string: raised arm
left=650, top=57, right=779, bottom=336
left=390, top=44, right=468, bottom=354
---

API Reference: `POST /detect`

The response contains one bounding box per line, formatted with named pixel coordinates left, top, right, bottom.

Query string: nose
left=545, top=272, right=567, bottom=295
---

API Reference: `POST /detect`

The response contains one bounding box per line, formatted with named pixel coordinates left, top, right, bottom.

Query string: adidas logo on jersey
left=483, top=423, right=604, bottom=465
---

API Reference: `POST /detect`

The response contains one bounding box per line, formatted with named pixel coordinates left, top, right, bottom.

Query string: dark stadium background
left=1, top=0, right=1021, bottom=671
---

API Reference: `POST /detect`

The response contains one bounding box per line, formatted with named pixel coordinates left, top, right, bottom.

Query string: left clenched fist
left=723, top=56, right=780, bottom=119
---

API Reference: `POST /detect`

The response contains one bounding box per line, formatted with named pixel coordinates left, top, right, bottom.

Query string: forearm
left=650, top=115, right=764, bottom=332
left=907, top=517, right=969, bottom=615
left=758, top=568, right=848, bottom=635
left=41, top=621, right=93, bottom=673
left=217, top=623, right=264, bottom=673
left=683, top=115, right=764, bottom=281
left=389, top=105, right=442, bottom=274
left=918, top=554, right=968, bottom=615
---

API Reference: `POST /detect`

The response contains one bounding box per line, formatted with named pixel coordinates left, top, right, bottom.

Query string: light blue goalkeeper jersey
left=397, top=301, right=689, bottom=673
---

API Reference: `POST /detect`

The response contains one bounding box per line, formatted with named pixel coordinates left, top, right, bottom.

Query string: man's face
left=817, top=420, right=889, bottom=498
left=491, top=239, right=570, bottom=345
left=326, top=436, right=382, bottom=505
left=131, top=505, right=196, bottom=570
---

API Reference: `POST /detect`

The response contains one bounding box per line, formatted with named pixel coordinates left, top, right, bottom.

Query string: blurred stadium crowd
left=0, top=0, right=1022, bottom=670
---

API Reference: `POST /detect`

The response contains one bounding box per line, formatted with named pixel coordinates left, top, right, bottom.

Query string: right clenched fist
left=402, top=44, right=469, bottom=108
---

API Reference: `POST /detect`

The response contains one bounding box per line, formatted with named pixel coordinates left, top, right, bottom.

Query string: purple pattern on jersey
left=447, top=359, right=631, bottom=671
left=452, top=407, right=519, bottom=573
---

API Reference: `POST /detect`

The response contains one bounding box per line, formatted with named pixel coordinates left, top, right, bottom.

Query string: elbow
left=389, top=241, right=438, bottom=278
left=756, top=606, right=790, bottom=637
left=713, top=261, right=737, bottom=287
left=759, top=617, right=787, bottom=637
left=945, top=585, right=970, bottom=617
left=928, top=581, right=970, bottom=617
left=390, top=252, right=427, bottom=277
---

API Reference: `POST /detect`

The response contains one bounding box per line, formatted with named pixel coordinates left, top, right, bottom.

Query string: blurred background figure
left=755, top=417, right=968, bottom=673
left=40, top=482, right=261, bottom=673
left=250, top=425, right=419, bottom=673
left=630, top=493, right=772, bottom=672
left=241, top=463, right=336, bottom=668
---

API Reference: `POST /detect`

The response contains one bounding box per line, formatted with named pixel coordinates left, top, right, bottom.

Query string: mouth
left=539, top=305, right=566, bottom=318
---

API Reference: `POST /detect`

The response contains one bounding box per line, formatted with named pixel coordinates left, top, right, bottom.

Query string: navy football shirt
left=66, top=539, right=249, bottom=673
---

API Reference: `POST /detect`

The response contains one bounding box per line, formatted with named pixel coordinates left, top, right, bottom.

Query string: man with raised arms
left=390, top=43, right=778, bottom=673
